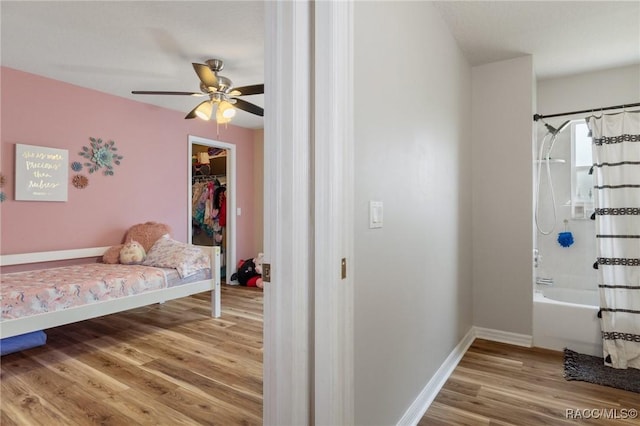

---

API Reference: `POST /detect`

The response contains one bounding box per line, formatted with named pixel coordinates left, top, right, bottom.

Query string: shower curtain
left=588, top=111, right=640, bottom=369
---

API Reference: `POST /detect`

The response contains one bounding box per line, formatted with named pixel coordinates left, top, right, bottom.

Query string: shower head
left=557, top=120, right=570, bottom=133
left=543, top=119, right=571, bottom=160
left=544, top=120, right=571, bottom=135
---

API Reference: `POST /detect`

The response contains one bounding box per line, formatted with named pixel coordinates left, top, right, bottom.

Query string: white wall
left=537, top=64, right=640, bottom=116
left=471, top=56, right=535, bottom=334
left=533, top=122, right=598, bottom=291
left=535, top=65, right=640, bottom=291
left=353, top=2, right=472, bottom=424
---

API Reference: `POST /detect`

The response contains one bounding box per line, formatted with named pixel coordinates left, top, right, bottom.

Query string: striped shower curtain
left=588, top=111, right=640, bottom=370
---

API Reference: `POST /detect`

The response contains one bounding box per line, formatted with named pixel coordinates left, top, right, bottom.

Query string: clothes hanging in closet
left=192, top=180, right=226, bottom=245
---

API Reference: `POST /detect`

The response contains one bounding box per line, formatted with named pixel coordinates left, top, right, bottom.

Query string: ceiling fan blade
left=132, top=90, right=204, bottom=96
left=192, top=63, right=218, bottom=89
left=232, top=84, right=264, bottom=96
left=185, top=100, right=209, bottom=119
left=233, top=98, right=264, bottom=117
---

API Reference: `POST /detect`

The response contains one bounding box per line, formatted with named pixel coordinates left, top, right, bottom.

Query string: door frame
left=263, top=1, right=312, bottom=424
left=264, top=0, right=354, bottom=424
left=187, top=135, right=236, bottom=281
left=313, top=1, right=354, bottom=424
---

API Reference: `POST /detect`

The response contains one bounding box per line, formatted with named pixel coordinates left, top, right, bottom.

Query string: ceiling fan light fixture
left=215, top=106, right=233, bottom=125
left=195, top=101, right=213, bottom=120
left=218, top=100, right=237, bottom=119
left=132, top=59, right=264, bottom=122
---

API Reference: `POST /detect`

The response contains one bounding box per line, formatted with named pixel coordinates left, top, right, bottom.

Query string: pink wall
left=1, top=67, right=259, bottom=260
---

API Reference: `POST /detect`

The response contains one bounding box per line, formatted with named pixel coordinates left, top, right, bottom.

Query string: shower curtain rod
left=533, top=101, right=640, bottom=122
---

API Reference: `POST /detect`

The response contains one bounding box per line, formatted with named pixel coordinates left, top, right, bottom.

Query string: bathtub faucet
left=536, top=277, right=554, bottom=286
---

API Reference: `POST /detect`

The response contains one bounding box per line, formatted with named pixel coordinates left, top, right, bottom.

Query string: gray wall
left=471, top=56, right=535, bottom=334
left=537, top=64, right=640, bottom=116
left=353, top=2, right=472, bottom=424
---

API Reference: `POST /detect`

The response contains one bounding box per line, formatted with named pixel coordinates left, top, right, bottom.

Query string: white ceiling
left=1, top=1, right=265, bottom=129
left=432, top=0, right=640, bottom=79
left=2, top=1, right=638, bottom=130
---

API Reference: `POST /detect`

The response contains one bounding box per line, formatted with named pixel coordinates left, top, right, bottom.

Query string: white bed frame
left=0, top=246, right=221, bottom=339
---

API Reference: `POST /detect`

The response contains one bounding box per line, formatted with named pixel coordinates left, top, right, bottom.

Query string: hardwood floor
left=5, top=293, right=639, bottom=426
left=1, top=284, right=263, bottom=426
left=420, top=339, right=640, bottom=426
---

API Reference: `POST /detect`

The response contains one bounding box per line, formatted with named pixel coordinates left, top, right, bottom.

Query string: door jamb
left=313, top=1, right=354, bottom=424
left=187, top=135, right=236, bottom=282
left=263, top=1, right=313, bottom=424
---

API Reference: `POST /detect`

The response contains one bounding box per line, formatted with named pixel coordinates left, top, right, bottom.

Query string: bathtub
left=533, top=287, right=603, bottom=356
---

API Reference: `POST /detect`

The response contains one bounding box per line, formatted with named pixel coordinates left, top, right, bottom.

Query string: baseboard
left=396, top=327, right=476, bottom=426
left=472, top=326, right=533, bottom=348
left=397, top=326, right=533, bottom=425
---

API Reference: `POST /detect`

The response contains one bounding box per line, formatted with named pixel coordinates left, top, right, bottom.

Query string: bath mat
left=564, top=348, right=640, bottom=393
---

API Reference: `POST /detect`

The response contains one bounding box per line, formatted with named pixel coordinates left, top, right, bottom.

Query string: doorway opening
left=188, top=135, right=237, bottom=281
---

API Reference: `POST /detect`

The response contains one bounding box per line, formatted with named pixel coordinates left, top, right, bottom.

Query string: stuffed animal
left=103, top=221, right=172, bottom=264
left=234, top=252, right=264, bottom=288
left=252, top=253, right=264, bottom=288
left=119, top=240, right=146, bottom=265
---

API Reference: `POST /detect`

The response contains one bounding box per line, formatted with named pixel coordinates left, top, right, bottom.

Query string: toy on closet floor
left=231, top=253, right=264, bottom=288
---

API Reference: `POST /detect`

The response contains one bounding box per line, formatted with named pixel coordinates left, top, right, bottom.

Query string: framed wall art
left=15, top=143, right=68, bottom=202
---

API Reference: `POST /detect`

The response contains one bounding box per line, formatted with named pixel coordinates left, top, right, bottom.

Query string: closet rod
left=533, top=101, right=640, bottom=122
left=192, top=174, right=225, bottom=182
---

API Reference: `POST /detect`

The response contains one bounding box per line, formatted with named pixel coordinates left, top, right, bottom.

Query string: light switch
left=369, top=201, right=383, bottom=229
left=237, top=207, right=242, bottom=216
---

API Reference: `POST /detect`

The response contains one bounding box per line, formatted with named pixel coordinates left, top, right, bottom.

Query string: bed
left=0, top=244, right=221, bottom=340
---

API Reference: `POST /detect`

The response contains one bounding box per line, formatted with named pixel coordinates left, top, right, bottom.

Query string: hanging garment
left=191, top=180, right=226, bottom=243
left=214, top=186, right=227, bottom=227
left=219, top=193, right=227, bottom=227
left=588, top=110, right=640, bottom=370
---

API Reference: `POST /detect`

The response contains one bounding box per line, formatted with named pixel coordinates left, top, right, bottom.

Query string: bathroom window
left=570, top=121, right=594, bottom=218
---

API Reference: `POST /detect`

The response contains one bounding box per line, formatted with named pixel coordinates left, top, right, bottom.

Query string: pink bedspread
left=1, top=264, right=167, bottom=320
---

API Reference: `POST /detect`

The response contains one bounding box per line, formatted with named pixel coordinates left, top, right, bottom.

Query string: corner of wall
left=471, top=55, right=535, bottom=335
left=396, top=327, right=476, bottom=426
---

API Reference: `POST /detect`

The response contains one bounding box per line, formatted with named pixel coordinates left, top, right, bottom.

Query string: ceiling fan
left=132, top=58, right=263, bottom=123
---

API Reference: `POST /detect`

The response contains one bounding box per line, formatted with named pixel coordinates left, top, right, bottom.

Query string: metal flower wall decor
left=72, top=174, right=89, bottom=189
left=71, top=161, right=83, bottom=172
left=79, top=137, right=123, bottom=176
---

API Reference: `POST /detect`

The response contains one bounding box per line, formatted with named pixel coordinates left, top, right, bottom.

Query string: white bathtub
left=533, top=287, right=603, bottom=356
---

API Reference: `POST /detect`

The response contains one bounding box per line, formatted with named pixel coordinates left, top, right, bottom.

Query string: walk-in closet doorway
left=188, top=135, right=236, bottom=282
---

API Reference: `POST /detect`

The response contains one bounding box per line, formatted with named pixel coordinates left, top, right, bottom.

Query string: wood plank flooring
left=1, top=284, right=263, bottom=426
left=420, top=339, right=640, bottom=426
left=5, top=291, right=639, bottom=426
